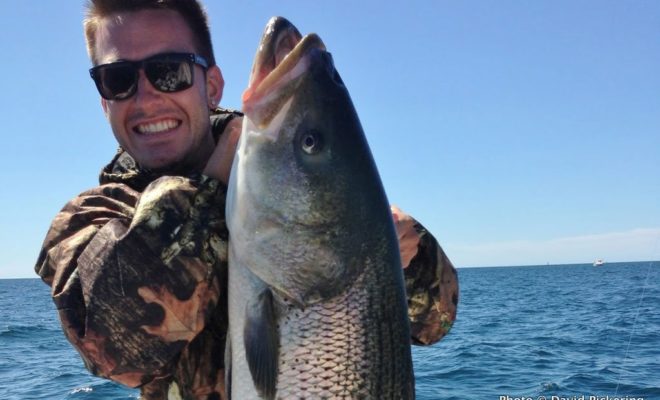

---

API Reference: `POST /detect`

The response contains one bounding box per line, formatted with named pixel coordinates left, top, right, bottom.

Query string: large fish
left=225, top=16, right=414, bottom=399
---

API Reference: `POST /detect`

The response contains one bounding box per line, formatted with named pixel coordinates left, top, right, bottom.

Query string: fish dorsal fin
left=244, top=288, right=279, bottom=399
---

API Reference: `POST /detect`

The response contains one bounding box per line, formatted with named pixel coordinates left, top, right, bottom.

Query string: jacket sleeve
left=34, top=176, right=228, bottom=388
left=404, top=221, right=459, bottom=346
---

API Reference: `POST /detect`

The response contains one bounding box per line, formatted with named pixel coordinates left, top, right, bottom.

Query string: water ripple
left=1, top=263, right=658, bottom=399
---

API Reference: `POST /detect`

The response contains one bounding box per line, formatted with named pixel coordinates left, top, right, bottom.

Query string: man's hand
left=391, top=205, right=421, bottom=269
left=203, top=117, right=243, bottom=185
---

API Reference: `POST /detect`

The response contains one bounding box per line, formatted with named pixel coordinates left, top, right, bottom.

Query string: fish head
left=240, top=16, right=385, bottom=226
left=229, top=17, right=397, bottom=305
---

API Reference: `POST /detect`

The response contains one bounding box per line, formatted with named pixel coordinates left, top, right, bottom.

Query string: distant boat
left=593, top=259, right=605, bottom=267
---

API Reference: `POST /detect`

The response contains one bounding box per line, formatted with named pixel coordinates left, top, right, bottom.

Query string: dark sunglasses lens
left=97, top=64, right=137, bottom=100
left=145, top=59, right=193, bottom=92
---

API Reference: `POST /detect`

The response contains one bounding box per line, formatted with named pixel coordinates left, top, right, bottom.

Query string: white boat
left=593, top=259, right=605, bottom=266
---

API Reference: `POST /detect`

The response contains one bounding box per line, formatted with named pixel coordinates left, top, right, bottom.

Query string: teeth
left=137, top=119, right=178, bottom=134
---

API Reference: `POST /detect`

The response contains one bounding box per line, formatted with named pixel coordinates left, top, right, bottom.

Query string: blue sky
left=1, top=1, right=659, bottom=278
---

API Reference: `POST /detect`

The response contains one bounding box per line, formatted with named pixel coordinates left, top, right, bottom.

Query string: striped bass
left=226, top=16, right=414, bottom=399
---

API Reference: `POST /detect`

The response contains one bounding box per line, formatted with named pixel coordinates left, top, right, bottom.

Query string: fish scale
left=277, top=275, right=371, bottom=398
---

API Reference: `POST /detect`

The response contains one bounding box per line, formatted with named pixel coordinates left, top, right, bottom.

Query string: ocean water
left=1, top=262, right=658, bottom=400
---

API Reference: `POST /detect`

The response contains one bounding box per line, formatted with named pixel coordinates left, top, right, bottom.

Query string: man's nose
left=133, top=69, right=164, bottom=104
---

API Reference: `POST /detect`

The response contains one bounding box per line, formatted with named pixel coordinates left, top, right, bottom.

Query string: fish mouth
left=242, top=17, right=326, bottom=127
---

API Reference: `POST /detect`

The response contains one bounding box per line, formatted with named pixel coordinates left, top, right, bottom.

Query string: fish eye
left=300, top=130, right=323, bottom=155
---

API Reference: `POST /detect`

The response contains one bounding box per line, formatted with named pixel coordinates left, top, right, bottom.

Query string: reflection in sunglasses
left=90, top=52, right=208, bottom=100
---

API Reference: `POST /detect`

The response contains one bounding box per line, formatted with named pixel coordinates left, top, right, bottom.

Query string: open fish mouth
left=242, top=17, right=327, bottom=127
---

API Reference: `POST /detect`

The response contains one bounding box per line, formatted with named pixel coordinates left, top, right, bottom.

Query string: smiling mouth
left=134, top=119, right=181, bottom=134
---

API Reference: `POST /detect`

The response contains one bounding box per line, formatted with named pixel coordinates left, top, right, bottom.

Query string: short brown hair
left=84, top=0, right=216, bottom=66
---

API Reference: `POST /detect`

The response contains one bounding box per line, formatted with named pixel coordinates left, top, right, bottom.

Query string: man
left=35, top=1, right=458, bottom=399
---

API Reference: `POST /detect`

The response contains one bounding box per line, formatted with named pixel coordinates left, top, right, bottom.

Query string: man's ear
left=101, top=97, right=109, bottom=116
left=206, top=65, right=224, bottom=108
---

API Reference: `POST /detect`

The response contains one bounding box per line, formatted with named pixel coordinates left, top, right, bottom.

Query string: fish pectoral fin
left=244, top=288, right=279, bottom=400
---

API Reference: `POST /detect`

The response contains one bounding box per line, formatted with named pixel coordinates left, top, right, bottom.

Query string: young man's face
left=94, top=9, right=223, bottom=171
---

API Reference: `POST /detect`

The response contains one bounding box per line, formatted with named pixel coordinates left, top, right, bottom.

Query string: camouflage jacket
left=35, top=108, right=458, bottom=400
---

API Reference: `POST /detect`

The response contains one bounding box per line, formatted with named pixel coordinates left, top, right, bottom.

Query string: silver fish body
left=226, top=16, right=414, bottom=400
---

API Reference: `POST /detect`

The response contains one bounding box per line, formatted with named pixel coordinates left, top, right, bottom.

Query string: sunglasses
left=89, top=52, right=209, bottom=101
